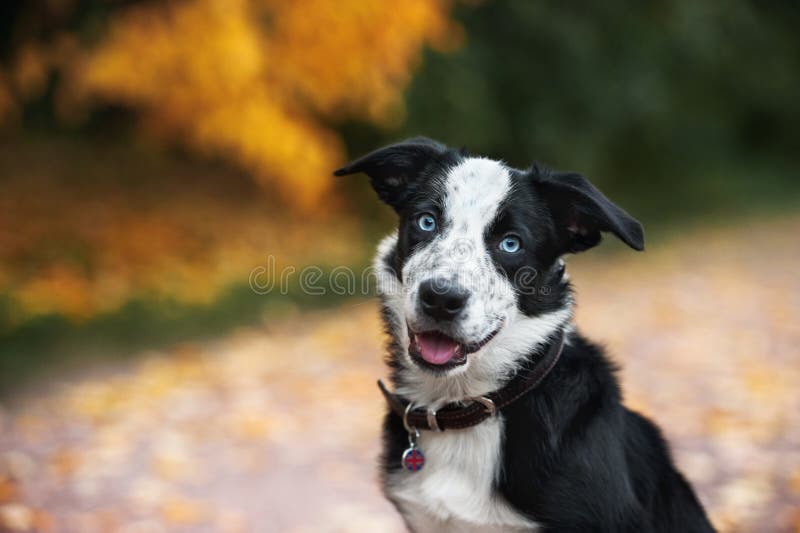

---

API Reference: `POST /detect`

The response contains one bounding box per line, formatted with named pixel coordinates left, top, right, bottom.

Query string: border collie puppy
left=336, top=138, right=714, bottom=532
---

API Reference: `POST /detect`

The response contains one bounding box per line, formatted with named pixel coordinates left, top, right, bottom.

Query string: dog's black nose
left=419, top=279, right=470, bottom=321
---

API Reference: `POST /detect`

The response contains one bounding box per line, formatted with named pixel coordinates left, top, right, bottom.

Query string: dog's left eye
left=499, top=235, right=522, bottom=253
left=417, top=213, right=437, bottom=232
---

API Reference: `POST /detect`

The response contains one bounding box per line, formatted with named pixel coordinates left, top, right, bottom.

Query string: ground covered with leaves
left=1, top=216, right=798, bottom=532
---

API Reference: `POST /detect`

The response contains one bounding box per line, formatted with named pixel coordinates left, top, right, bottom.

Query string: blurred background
left=0, top=1, right=798, bottom=531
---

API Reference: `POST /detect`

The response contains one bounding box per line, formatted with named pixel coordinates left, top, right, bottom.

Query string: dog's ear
left=334, top=137, right=448, bottom=212
left=532, top=169, right=644, bottom=253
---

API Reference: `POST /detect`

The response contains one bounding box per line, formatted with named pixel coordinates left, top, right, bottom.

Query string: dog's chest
left=385, top=415, right=539, bottom=532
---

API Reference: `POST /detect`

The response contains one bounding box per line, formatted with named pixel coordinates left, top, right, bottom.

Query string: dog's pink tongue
left=416, top=332, right=459, bottom=365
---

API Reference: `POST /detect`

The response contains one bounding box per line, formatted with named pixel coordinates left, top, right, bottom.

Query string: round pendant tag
left=401, top=446, right=425, bottom=472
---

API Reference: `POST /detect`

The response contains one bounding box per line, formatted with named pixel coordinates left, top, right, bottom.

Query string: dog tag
left=401, top=445, right=426, bottom=472
left=401, top=429, right=425, bottom=472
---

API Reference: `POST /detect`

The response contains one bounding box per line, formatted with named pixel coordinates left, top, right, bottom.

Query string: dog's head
left=336, top=137, right=643, bottom=402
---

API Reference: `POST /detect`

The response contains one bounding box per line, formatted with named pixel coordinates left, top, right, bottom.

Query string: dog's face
left=336, top=138, right=643, bottom=402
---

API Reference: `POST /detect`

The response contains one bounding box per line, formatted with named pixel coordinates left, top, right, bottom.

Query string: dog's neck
left=380, top=329, right=567, bottom=432
left=391, top=307, right=574, bottom=409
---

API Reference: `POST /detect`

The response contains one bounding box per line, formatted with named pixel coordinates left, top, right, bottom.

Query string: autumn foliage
left=0, top=0, right=460, bottom=321
left=2, top=0, right=460, bottom=209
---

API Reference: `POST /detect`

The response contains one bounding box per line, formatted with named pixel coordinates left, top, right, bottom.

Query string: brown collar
left=378, top=330, right=566, bottom=432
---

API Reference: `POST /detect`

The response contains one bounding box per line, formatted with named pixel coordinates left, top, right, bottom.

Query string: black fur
left=498, top=334, right=713, bottom=532
left=334, top=137, right=461, bottom=213
left=338, top=138, right=714, bottom=532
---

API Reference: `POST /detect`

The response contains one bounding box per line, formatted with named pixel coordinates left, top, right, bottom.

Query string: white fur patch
left=388, top=415, right=539, bottom=532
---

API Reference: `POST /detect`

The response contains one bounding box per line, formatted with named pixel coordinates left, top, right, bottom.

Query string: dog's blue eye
left=499, top=236, right=521, bottom=253
left=417, top=213, right=437, bottom=232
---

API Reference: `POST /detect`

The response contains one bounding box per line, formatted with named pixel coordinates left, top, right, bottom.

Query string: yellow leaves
left=790, top=468, right=800, bottom=496
left=263, top=0, right=462, bottom=123
left=1, top=0, right=460, bottom=209
left=14, top=264, right=95, bottom=321
left=0, top=137, right=366, bottom=321
left=703, top=407, right=739, bottom=435
left=0, top=30, right=82, bottom=125
left=69, top=0, right=460, bottom=210
left=0, top=0, right=461, bottom=319
left=159, top=497, right=205, bottom=526
left=10, top=45, right=49, bottom=100
left=0, top=477, right=19, bottom=504
left=716, top=476, right=775, bottom=528
left=188, top=96, right=341, bottom=211
left=0, top=72, right=16, bottom=122
left=226, top=411, right=272, bottom=442
left=0, top=499, right=51, bottom=533
left=0, top=503, right=33, bottom=532
left=48, top=449, right=81, bottom=479
left=80, top=0, right=262, bottom=101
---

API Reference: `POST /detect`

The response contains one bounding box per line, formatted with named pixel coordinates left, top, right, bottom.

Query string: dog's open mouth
left=408, top=326, right=500, bottom=370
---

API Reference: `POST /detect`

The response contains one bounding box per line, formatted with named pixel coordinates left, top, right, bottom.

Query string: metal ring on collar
left=403, top=401, right=416, bottom=434
left=472, top=396, right=496, bottom=416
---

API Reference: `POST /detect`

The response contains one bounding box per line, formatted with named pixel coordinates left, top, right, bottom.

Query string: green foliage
left=347, top=1, right=800, bottom=224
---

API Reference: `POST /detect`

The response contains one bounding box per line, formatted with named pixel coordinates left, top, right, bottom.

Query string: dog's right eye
left=416, top=213, right=437, bottom=232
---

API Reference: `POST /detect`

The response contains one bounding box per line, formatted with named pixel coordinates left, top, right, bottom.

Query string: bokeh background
left=1, top=1, right=799, bottom=531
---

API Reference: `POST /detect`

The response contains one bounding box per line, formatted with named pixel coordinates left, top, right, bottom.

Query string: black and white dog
left=336, top=138, right=714, bottom=532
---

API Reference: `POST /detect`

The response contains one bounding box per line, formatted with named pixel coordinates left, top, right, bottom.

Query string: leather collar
left=378, top=330, right=566, bottom=432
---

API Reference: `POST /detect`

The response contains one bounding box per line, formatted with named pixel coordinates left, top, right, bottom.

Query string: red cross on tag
left=402, top=446, right=426, bottom=472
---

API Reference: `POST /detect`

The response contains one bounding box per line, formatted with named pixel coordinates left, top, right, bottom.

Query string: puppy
left=336, top=138, right=714, bottom=532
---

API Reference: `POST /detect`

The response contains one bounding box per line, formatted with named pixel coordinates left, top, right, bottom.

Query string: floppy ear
left=533, top=169, right=644, bottom=253
left=333, top=137, right=447, bottom=212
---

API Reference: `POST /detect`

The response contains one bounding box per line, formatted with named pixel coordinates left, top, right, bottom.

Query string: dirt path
left=1, top=216, right=799, bottom=532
